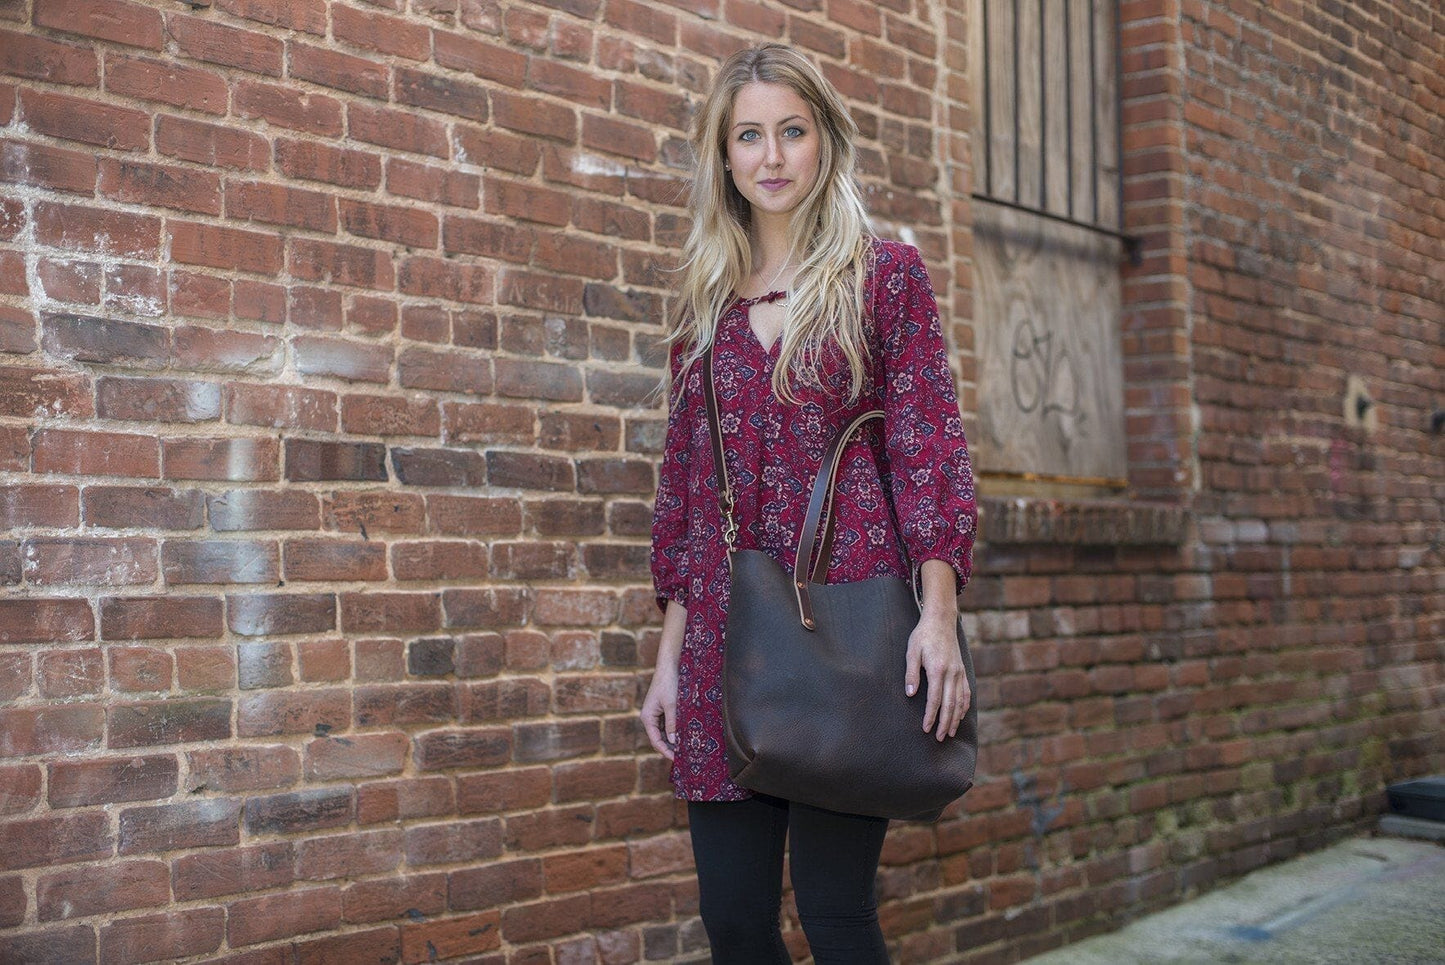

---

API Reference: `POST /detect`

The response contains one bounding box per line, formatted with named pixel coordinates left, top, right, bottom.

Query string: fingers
left=904, top=640, right=922, bottom=699
left=640, top=690, right=677, bottom=761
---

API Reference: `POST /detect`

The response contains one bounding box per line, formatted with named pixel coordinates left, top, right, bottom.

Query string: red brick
left=0, top=924, right=98, bottom=965
left=289, top=40, right=389, bottom=97
left=34, top=0, right=163, bottom=48
left=237, top=688, right=350, bottom=737
left=184, top=745, right=303, bottom=791
left=391, top=541, right=489, bottom=581
left=297, top=828, right=404, bottom=881
left=0, top=874, right=24, bottom=927
left=355, top=776, right=455, bottom=825
left=97, top=376, right=221, bottom=423
left=346, top=102, right=449, bottom=158
left=161, top=539, right=279, bottom=585
left=105, top=54, right=228, bottom=113
left=427, top=495, right=523, bottom=537
left=290, top=238, right=397, bottom=290
left=99, top=596, right=223, bottom=640
left=169, top=221, right=283, bottom=275
left=353, top=683, right=456, bottom=727
left=283, top=538, right=388, bottom=582
left=33, top=647, right=102, bottom=698
left=38, top=857, right=168, bottom=920
left=108, top=646, right=174, bottom=692
left=543, top=845, right=627, bottom=894
left=227, top=886, right=342, bottom=947
left=175, top=645, right=236, bottom=692
left=21, top=537, right=156, bottom=586
left=100, top=907, right=226, bottom=965
left=48, top=755, right=177, bottom=808
left=226, top=382, right=337, bottom=431
left=156, top=115, right=268, bottom=170
left=0, top=764, right=43, bottom=815
left=0, top=704, right=105, bottom=758
left=413, top=727, right=510, bottom=771
left=0, top=653, right=29, bottom=702
left=211, top=0, right=327, bottom=34
left=119, top=798, right=241, bottom=853
left=37, top=258, right=101, bottom=305
left=163, top=437, right=279, bottom=481
left=394, top=65, right=490, bottom=122
left=0, top=139, right=98, bottom=194
left=339, top=394, right=439, bottom=437
left=400, top=911, right=501, bottom=963
left=107, top=698, right=231, bottom=747
left=0, top=26, right=99, bottom=84
left=292, top=335, right=393, bottom=384
left=298, top=638, right=350, bottom=681
left=81, top=486, right=200, bottom=530
left=175, top=323, right=282, bottom=371
left=448, top=858, right=543, bottom=911
left=243, top=787, right=353, bottom=836
left=340, top=592, right=442, bottom=634
left=295, top=927, right=403, bottom=965
left=0, top=598, right=93, bottom=643
left=433, top=30, right=526, bottom=87
left=333, top=3, right=429, bottom=59
left=19, top=88, right=149, bottom=151
left=275, top=137, right=382, bottom=188
left=387, top=158, right=479, bottom=208
left=503, top=804, right=595, bottom=852
left=166, top=14, right=284, bottom=76
left=173, top=843, right=293, bottom=901
left=0, top=811, right=112, bottom=870
left=500, top=895, right=590, bottom=945
left=305, top=732, right=409, bottom=780
left=342, top=874, right=447, bottom=925
left=324, top=491, right=425, bottom=535
left=226, top=180, right=338, bottom=232
left=209, top=489, right=320, bottom=531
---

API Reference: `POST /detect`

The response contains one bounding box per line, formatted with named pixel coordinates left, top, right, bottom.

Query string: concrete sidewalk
left=1022, top=831, right=1445, bottom=965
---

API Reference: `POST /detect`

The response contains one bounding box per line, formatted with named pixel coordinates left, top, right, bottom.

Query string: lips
left=759, top=179, right=791, bottom=190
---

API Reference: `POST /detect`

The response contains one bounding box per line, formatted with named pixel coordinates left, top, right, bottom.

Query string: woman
left=642, top=44, right=977, bottom=963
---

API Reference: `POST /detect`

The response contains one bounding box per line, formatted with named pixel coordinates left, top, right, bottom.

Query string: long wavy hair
left=665, top=43, right=875, bottom=403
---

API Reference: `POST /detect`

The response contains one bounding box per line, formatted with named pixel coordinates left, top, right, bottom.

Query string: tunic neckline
left=734, top=289, right=787, bottom=356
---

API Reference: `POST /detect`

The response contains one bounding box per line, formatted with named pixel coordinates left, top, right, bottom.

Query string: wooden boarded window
left=970, top=0, right=1131, bottom=489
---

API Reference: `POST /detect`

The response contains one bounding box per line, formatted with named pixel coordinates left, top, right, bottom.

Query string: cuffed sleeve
left=877, top=244, right=978, bottom=593
left=650, top=341, right=693, bottom=612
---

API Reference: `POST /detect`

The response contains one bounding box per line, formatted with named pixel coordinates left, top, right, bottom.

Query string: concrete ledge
left=1380, top=814, right=1445, bottom=843
left=979, top=495, right=1189, bottom=546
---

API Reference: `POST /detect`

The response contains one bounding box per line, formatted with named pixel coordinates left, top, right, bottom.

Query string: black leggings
left=687, top=794, right=890, bottom=964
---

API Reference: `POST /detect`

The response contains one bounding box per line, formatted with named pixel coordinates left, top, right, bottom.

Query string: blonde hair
left=666, top=43, right=874, bottom=403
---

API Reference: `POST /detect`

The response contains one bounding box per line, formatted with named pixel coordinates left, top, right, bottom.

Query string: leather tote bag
left=703, top=350, right=978, bottom=821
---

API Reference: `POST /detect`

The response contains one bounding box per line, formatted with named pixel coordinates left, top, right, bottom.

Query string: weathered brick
left=119, top=798, right=242, bottom=853
left=226, top=886, right=342, bottom=947
left=100, top=907, right=226, bottom=965
left=48, top=755, right=178, bottom=807
left=342, top=874, right=447, bottom=925
left=404, top=818, right=502, bottom=865
left=0, top=811, right=112, bottom=870
left=172, top=843, right=293, bottom=900
left=414, top=728, right=510, bottom=770
left=0, top=925, right=98, bottom=965
left=297, top=829, right=404, bottom=881
left=0, top=598, right=93, bottom=643
left=108, top=698, right=231, bottom=747
left=237, top=687, right=350, bottom=737
left=227, top=592, right=335, bottom=636
left=0, top=764, right=43, bottom=815
left=305, top=732, right=409, bottom=780
left=100, top=596, right=223, bottom=640
left=0, top=705, right=105, bottom=757
left=244, top=787, right=353, bottom=836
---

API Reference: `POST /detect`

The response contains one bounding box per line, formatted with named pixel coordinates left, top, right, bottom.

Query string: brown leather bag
left=703, top=349, right=978, bottom=821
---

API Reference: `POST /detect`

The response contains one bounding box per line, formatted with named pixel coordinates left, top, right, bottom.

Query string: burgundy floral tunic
left=650, top=239, right=978, bottom=802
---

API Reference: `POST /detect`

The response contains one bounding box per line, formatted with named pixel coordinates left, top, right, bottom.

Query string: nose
left=764, top=134, right=783, bottom=167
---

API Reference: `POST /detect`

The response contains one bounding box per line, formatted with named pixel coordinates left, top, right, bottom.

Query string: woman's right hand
left=641, top=600, right=687, bottom=761
left=641, top=666, right=678, bottom=760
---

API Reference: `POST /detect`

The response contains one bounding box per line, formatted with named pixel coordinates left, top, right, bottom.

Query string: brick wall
left=0, top=0, right=1440, bottom=963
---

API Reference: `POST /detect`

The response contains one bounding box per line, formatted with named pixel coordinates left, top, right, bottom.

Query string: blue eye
left=785, top=126, right=805, bottom=137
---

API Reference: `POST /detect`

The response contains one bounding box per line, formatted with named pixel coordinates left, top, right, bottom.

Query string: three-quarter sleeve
left=650, top=340, right=693, bottom=612
left=876, top=244, right=978, bottom=593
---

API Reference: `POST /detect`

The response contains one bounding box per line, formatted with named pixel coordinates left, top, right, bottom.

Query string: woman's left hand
left=904, top=561, right=971, bottom=740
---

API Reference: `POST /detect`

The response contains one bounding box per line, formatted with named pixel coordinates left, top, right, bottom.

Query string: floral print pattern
left=650, top=239, right=978, bottom=801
